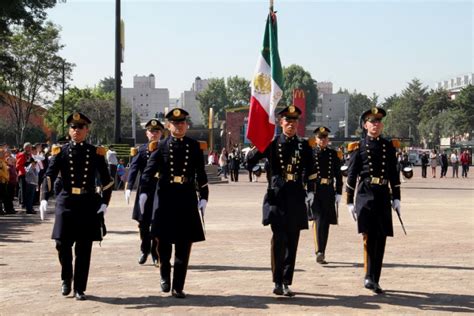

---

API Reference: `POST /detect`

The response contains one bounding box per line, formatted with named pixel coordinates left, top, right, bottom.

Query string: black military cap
left=66, top=112, right=92, bottom=125
left=278, top=105, right=302, bottom=119
left=145, top=118, right=164, bottom=131
left=165, top=108, right=189, bottom=122
left=313, top=126, right=330, bottom=137
left=360, top=107, right=386, bottom=128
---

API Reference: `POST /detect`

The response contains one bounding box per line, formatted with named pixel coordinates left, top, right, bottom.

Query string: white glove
left=39, top=200, right=48, bottom=221
left=347, top=203, right=357, bottom=221
left=198, top=199, right=207, bottom=217
left=335, top=194, right=342, bottom=204
left=139, top=193, right=148, bottom=215
left=392, top=199, right=401, bottom=216
left=97, top=203, right=108, bottom=215
left=125, top=189, right=131, bottom=204
left=305, top=192, right=314, bottom=206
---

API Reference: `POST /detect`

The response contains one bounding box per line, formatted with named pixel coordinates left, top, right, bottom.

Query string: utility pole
left=114, top=0, right=121, bottom=144
left=61, top=61, right=65, bottom=137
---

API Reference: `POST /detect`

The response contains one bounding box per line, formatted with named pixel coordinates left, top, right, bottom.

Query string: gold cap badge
left=319, top=127, right=325, bottom=132
left=151, top=120, right=157, bottom=126
left=73, top=113, right=80, bottom=121
left=371, top=107, right=378, bottom=114
left=288, top=106, right=295, bottom=113
left=173, top=109, right=181, bottom=117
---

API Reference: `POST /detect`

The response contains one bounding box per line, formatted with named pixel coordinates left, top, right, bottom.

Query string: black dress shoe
left=364, top=278, right=375, bottom=290
left=160, top=279, right=171, bottom=293
left=283, top=284, right=295, bottom=297
left=373, top=283, right=384, bottom=294
left=138, top=253, right=148, bottom=265
left=75, top=291, right=86, bottom=301
left=61, top=280, right=72, bottom=296
left=152, top=257, right=159, bottom=267
left=316, top=252, right=328, bottom=264
left=273, top=283, right=283, bottom=295
left=172, top=289, right=186, bottom=298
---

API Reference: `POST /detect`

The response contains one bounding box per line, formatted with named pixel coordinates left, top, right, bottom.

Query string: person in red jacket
left=460, top=150, right=470, bottom=178
left=15, top=142, right=32, bottom=208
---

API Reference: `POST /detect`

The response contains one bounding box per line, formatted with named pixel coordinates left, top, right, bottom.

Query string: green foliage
left=226, top=76, right=250, bottom=107
left=454, top=85, right=474, bottom=137
left=0, top=22, right=73, bottom=145
left=98, top=76, right=116, bottom=94
left=281, top=65, right=318, bottom=125
left=196, top=78, right=230, bottom=126
left=45, top=86, right=134, bottom=144
left=347, top=92, right=372, bottom=136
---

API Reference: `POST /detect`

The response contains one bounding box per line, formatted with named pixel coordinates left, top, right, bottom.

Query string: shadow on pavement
left=323, top=261, right=474, bottom=271
left=0, top=213, right=42, bottom=243
left=86, top=290, right=473, bottom=312
left=107, top=230, right=137, bottom=235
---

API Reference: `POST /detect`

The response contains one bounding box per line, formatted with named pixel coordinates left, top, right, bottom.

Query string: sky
left=46, top=0, right=473, bottom=101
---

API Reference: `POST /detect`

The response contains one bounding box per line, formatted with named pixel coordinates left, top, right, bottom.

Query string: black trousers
left=270, top=227, right=300, bottom=285
left=230, top=168, right=239, bottom=182
left=55, top=239, right=93, bottom=293
left=139, top=221, right=158, bottom=259
left=313, top=219, right=330, bottom=254
left=159, top=240, right=192, bottom=292
left=363, top=232, right=386, bottom=284
left=421, top=165, right=427, bottom=178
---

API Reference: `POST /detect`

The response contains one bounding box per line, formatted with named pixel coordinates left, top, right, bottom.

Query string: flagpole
left=270, top=0, right=274, bottom=12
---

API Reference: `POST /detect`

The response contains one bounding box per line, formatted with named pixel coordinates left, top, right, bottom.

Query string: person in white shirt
left=450, top=150, right=459, bottom=178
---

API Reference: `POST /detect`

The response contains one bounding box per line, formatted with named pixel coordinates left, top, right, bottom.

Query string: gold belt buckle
left=286, top=174, right=295, bottom=181
left=371, top=177, right=380, bottom=185
left=72, top=187, right=81, bottom=194
left=320, top=178, right=329, bottom=184
left=173, top=176, right=183, bottom=184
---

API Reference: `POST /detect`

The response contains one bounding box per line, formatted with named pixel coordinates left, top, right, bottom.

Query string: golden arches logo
left=293, top=89, right=305, bottom=99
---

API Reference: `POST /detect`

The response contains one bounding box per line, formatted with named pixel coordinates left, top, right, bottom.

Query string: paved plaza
left=1, top=167, right=473, bottom=314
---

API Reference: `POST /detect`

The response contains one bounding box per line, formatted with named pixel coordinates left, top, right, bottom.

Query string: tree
left=45, top=86, right=134, bottom=144
left=0, top=22, right=73, bottom=145
left=281, top=64, right=318, bottom=125
left=347, top=91, right=372, bottom=137
left=0, top=0, right=57, bottom=78
left=417, top=89, right=451, bottom=147
left=454, top=85, right=474, bottom=138
left=226, top=76, right=250, bottom=107
left=196, top=78, right=229, bottom=126
left=98, top=76, right=115, bottom=94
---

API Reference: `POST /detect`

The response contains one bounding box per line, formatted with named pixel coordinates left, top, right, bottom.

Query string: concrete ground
left=0, top=167, right=473, bottom=314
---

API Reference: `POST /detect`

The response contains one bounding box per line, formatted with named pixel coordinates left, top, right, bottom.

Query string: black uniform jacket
left=248, top=134, right=316, bottom=231
left=42, top=142, right=113, bottom=241
left=126, top=142, right=158, bottom=222
left=346, top=135, right=401, bottom=236
left=310, top=146, right=343, bottom=225
left=140, top=136, right=209, bottom=243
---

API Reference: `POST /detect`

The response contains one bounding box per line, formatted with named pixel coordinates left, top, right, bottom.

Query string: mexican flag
left=246, top=10, right=283, bottom=153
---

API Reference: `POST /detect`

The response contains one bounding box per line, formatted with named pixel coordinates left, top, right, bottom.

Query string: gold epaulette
left=198, top=141, right=208, bottom=151
left=130, top=147, right=138, bottom=157
left=391, top=138, right=401, bottom=148
left=148, top=141, right=158, bottom=152
left=347, top=141, right=359, bottom=153
left=337, top=149, right=344, bottom=160
left=308, top=137, right=316, bottom=148
left=51, top=145, right=61, bottom=156
left=96, top=146, right=107, bottom=156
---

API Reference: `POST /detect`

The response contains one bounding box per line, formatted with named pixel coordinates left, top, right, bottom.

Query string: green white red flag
left=246, top=10, right=283, bottom=152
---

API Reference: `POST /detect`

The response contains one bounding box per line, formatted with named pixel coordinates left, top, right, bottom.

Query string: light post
left=208, top=107, right=214, bottom=151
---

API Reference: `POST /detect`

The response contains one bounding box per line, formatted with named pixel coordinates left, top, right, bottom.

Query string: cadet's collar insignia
left=73, top=113, right=81, bottom=121
left=151, top=120, right=157, bottom=126
left=288, top=105, right=295, bottom=113
left=173, top=109, right=181, bottom=117
left=319, top=127, right=325, bottom=132
left=371, top=107, right=378, bottom=114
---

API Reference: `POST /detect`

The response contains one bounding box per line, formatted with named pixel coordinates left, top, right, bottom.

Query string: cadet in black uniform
left=345, top=107, right=401, bottom=294
left=125, top=119, right=164, bottom=266
left=309, top=126, right=343, bottom=264
left=139, top=108, right=208, bottom=298
left=39, top=112, right=113, bottom=300
left=247, top=105, right=316, bottom=297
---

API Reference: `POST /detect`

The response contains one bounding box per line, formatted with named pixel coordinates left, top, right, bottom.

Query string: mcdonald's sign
left=293, top=89, right=306, bottom=136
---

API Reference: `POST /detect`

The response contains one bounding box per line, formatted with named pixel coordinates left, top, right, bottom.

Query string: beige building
left=179, top=76, right=209, bottom=127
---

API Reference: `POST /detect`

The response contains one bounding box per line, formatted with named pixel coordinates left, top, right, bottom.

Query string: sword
left=395, top=209, right=407, bottom=235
